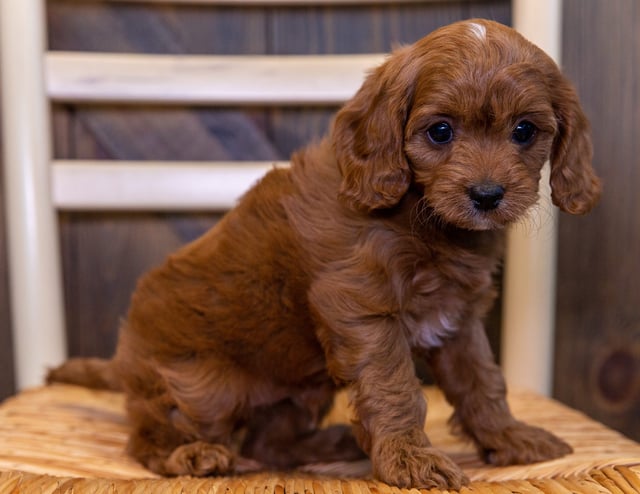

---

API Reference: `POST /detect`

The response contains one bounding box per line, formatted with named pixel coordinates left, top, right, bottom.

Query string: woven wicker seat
left=1, top=384, right=638, bottom=493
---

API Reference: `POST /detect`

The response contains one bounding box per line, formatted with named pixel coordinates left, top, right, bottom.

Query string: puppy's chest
left=401, top=252, right=498, bottom=349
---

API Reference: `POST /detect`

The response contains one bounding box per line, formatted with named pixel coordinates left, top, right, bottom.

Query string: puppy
left=48, top=19, right=601, bottom=490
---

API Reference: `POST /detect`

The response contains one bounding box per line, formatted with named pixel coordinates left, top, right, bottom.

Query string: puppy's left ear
left=548, top=75, right=602, bottom=214
left=332, top=47, right=417, bottom=212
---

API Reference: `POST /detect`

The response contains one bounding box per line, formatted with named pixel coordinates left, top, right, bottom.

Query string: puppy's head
left=333, top=19, right=601, bottom=229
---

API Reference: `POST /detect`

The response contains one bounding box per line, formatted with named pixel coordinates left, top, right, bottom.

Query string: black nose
left=469, top=184, right=505, bottom=211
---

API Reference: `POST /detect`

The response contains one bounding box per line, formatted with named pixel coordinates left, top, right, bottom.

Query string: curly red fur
left=49, top=19, right=601, bottom=489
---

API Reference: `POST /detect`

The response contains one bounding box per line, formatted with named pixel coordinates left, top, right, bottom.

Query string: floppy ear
left=332, top=46, right=417, bottom=212
left=548, top=75, right=602, bottom=214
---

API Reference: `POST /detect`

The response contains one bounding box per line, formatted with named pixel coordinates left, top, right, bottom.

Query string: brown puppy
left=48, top=19, right=601, bottom=490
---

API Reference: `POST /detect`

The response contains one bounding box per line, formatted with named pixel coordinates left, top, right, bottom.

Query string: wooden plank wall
left=42, top=0, right=510, bottom=379
left=555, top=0, right=639, bottom=441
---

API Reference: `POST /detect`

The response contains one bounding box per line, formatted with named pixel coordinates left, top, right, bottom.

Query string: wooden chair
left=3, top=0, right=558, bottom=395
left=2, top=0, right=639, bottom=492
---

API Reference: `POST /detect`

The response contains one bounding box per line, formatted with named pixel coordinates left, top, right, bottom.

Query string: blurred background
left=0, top=0, right=637, bottom=442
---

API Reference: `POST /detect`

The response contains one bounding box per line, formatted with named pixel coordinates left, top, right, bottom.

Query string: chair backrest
left=48, top=51, right=384, bottom=210
left=0, top=0, right=562, bottom=395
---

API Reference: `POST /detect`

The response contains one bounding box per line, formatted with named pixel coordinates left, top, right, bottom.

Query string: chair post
left=502, top=0, right=562, bottom=396
left=0, top=0, right=67, bottom=389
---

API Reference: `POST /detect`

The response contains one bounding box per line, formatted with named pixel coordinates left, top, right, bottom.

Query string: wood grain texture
left=555, top=0, right=640, bottom=441
left=46, top=1, right=511, bottom=366
left=48, top=1, right=268, bottom=54
left=46, top=52, right=387, bottom=104
left=0, top=101, right=16, bottom=400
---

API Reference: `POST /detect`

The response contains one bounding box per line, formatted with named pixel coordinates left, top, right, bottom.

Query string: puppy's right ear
left=333, top=47, right=417, bottom=212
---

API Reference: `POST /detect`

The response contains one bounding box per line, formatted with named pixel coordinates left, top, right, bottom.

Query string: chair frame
left=0, top=0, right=561, bottom=394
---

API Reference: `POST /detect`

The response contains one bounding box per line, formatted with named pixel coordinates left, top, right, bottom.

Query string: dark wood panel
left=60, top=212, right=221, bottom=357
left=0, top=99, right=16, bottom=400
left=269, top=1, right=510, bottom=55
left=48, top=1, right=273, bottom=358
left=47, top=0, right=511, bottom=363
left=555, top=0, right=640, bottom=440
left=57, top=106, right=278, bottom=160
left=466, top=0, right=509, bottom=23
left=48, top=1, right=267, bottom=54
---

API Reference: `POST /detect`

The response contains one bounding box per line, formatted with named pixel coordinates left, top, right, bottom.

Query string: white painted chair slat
left=46, top=52, right=385, bottom=105
left=52, top=161, right=286, bottom=211
left=1, top=0, right=68, bottom=390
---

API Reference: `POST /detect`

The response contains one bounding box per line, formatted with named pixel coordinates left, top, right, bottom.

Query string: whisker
left=510, top=200, right=557, bottom=240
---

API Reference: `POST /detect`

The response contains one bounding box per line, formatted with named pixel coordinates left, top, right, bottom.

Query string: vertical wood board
left=46, top=1, right=511, bottom=363
left=555, top=0, right=639, bottom=441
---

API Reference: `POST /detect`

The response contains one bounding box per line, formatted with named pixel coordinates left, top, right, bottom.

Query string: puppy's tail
left=46, top=357, right=122, bottom=391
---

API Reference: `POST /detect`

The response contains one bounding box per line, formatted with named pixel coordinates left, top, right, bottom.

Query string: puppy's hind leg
left=123, top=360, right=262, bottom=477
left=123, top=391, right=248, bottom=477
left=241, top=390, right=366, bottom=470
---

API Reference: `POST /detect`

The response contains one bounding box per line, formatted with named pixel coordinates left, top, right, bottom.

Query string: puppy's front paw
left=164, top=441, right=236, bottom=476
left=373, top=432, right=468, bottom=490
left=483, top=421, right=572, bottom=466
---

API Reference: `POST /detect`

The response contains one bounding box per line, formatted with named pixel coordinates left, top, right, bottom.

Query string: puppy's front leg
left=426, top=320, right=572, bottom=465
left=310, top=278, right=467, bottom=490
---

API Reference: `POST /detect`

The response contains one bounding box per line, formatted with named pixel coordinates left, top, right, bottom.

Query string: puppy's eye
left=512, top=120, right=537, bottom=145
left=427, top=122, right=454, bottom=145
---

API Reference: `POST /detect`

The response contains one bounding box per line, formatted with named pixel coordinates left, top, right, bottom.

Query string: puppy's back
left=115, top=166, right=326, bottom=391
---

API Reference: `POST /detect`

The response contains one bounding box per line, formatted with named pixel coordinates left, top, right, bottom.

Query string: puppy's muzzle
left=469, top=183, right=505, bottom=211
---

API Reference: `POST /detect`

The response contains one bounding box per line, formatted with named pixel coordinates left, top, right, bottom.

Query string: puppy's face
left=334, top=20, right=601, bottom=227
left=405, top=22, right=559, bottom=230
